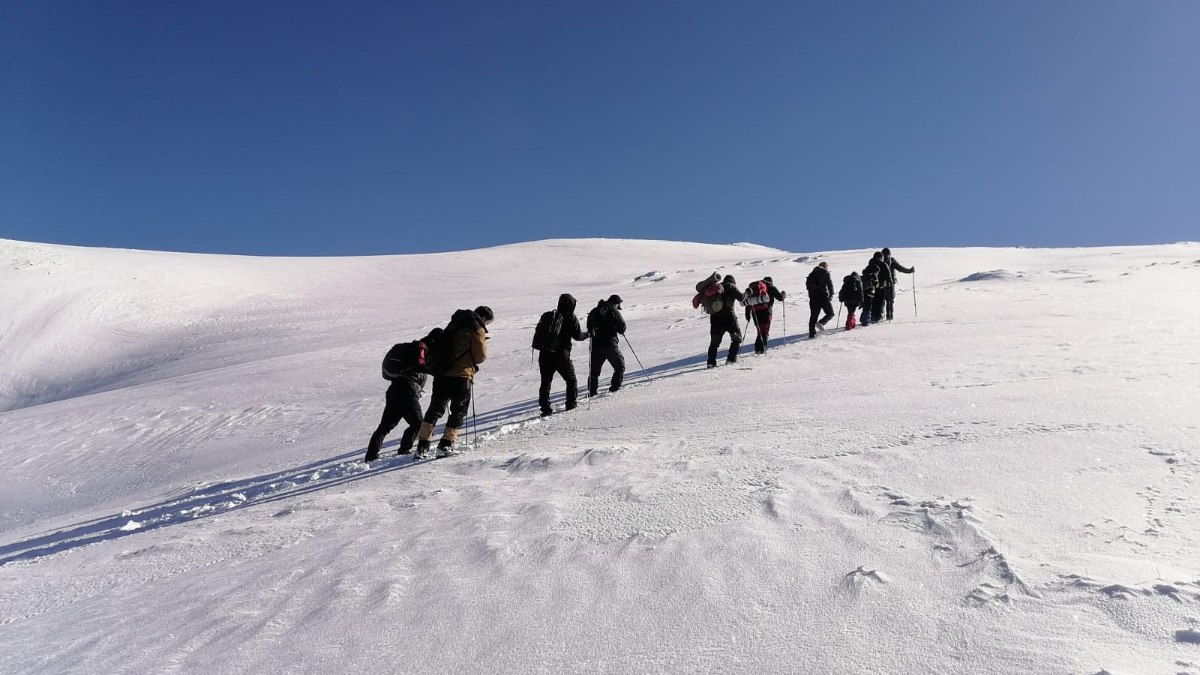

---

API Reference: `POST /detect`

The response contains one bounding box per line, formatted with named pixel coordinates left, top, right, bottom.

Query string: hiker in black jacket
left=806, top=262, right=836, bottom=339
left=365, top=328, right=443, bottom=462
left=837, top=271, right=864, bottom=330
left=868, top=252, right=890, bottom=326
left=587, top=295, right=627, bottom=397
left=860, top=262, right=880, bottom=326
left=881, top=247, right=915, bottom=320
left=707, top=275, right=746, bottom=368
left=744, top=277, right=786, bottom=354
left=534, top=293, right=589, bottom=416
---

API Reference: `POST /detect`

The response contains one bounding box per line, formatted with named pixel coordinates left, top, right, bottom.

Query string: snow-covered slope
left=1, top=237, right=1198, bottom=674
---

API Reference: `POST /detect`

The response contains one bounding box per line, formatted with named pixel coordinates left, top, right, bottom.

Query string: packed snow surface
left=1, top=237, right=1199, bottom=674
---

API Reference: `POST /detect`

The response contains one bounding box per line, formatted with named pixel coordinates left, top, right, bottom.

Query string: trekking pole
left=836, top=302, right=842, bottom=329
left=621, top=334, right=647, bottom=377
left=470, top=383, right=478, bottom=451
left=912, top=272, right=918, bottom=320
left=782, top=300, right=787, bottom=339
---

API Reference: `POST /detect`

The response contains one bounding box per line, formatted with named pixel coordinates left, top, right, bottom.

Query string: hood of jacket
left=557, top=293, right=577, bottom=315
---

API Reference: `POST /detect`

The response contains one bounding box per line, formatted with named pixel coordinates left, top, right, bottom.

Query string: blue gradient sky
left=3, top=1, right=1198, bottom=255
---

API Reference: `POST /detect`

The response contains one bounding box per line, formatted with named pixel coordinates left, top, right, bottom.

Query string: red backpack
left=745, top=280, right=770, bottom=309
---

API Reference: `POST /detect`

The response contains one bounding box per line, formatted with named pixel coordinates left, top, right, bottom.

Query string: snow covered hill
left=1, top=237, right=1199, bottom=674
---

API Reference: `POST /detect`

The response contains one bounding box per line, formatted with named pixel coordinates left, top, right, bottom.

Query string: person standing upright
left=416, top=306, right=492, bottom=459
left=805, top=262, right=836, bottom=339
left=744, top=276, right=786, bottom=353
left=533, top=293, right=589, bottom=416
left=586, top=295, right=627, bottom=397
left=868, top=252, right=890, bottom=326
left=706, top=275, right=745, bottom=367
left=881, top=247, right=915, bottom=321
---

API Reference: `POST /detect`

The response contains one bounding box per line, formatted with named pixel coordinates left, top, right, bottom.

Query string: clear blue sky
left=3, top=1, right=1198, bottom=255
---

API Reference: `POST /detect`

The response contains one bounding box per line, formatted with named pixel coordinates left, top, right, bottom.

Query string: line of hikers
left=365, top=249, right=913, bottom=462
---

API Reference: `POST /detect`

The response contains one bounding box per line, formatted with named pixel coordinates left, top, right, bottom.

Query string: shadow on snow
left=0, top=330, right=831, bottom=566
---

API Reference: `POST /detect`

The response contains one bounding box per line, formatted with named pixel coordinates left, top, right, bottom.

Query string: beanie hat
left=607, top=294, right=623, bottom=306
left=763, top=276, right=773, bottom=283
left=722, top=274, right=736, bottom=285
left=474, top=305, right=494, bottom=323
left=882, top=247, right=891, bottom=256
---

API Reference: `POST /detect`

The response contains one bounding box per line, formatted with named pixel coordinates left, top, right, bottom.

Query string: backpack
left=586, top=303, right=610, bottom=334
left=745, top=280, right=770, bottom=309
left=531, top=310, right=563, bottom=351
left=426, top=310, right=476, bottom=376
left=806, top=270, right=823, bottom=295
left=381, top=341, right=426, bottom=381
left=838, top=277, right=858, bottom=304
left=861, top=268, right=878, bottom=295
left=691, top=272, right=725, bottom=314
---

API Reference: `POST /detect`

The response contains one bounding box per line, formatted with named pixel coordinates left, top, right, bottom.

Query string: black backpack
left=381, top=341, right=425, bottom=381
left=838, top=277, right=859, bottom=304
left=531, top=310, right=562, bottom=351
left=587, top=303, right=610, bottom=334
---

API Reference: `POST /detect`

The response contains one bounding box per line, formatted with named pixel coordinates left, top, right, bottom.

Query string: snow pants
left=749, top=310, right=772, bottom=353
left=539, top=350, right=578, bottom=414
left=844, top=303, right=859, bottom=330
left=587, top=344, right=625, bottom=397
left=871, top=289, right=887, bottom=323
left=369, top=380, right=423, bottom=456
left=808, top=298, right=834, bottom=337
left=420, top=375, right=472, bottom=446
left=708, top=314, right=742, bottom=366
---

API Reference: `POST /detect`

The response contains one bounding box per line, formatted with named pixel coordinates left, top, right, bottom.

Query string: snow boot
left=414, top=440, right=432, bottom=460
left=396, top=427, right=416, bottom=455
left=364, top=431, right=384, bottom=462
left=436, top=440, right=459, bottom=458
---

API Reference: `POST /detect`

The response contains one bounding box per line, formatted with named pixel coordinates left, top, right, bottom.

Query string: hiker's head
left=474, top=305, right=494, bottom=325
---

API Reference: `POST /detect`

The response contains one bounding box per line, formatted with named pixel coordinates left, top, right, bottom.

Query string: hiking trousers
left=843, top=303, right=859, bottom=330
left=421, top=376, right=472, bottom=444
left=539, top=350, right=578, bottom=414
left=884, top=285, right=897, bottom=320
left=708, top=314, right=742, bottom=366
left=871, top=290, right=887, bottom=324
left=749, top=310, right=772, bottom=353
left=588, top=344, right=625, bottom=396
left=808, top=298, right=834, bottom=337
left=371, top=380, right=423, bottom=452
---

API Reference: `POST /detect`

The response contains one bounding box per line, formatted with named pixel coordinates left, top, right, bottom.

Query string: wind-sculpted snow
left=1, top=238, right=1199, bottom=674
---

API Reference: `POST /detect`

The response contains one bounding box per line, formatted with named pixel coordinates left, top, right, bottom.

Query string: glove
left=780, top=291, right=787, bottom=300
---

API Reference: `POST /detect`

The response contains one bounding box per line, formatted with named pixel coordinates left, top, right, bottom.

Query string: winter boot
left=364, top=431, right=384, bottom=462
left=414, top=439, right=432, bottom=460
left=436, top=439, right=459, bottom=458
left=397, top=427, right=416, bottom=455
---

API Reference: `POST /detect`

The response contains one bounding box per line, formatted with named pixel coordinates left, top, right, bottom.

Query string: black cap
left=607, top=294, right=623, bottom=306
left=723, top=274, right=736, bottom=284
left=882, top=247, right=891, bottom=255
left=474, top=305, right=494, bottom=323
left=763, top=276, right=773, bottom=283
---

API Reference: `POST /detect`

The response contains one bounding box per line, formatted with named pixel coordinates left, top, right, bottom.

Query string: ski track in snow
left=2, top=239, right=1200, bottom=674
